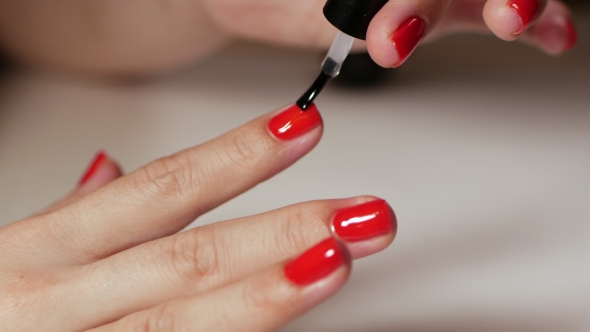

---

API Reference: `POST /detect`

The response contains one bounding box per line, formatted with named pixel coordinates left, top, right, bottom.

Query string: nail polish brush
left=295, top=0, right=389, bottom=110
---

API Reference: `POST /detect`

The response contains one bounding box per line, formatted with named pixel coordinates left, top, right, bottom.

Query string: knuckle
left=220, top=129, right=271, bottom=173
left=277, top=203, right=327, bottom=256
left=278, top=205, right=308, bottom=254
left=162, top=227, right=222, bottom=288
left=133, top=154, right=199, bottom=202
left=135, top=302, right=183, bottom=332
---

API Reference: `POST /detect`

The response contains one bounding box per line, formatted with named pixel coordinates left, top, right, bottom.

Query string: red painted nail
left=391, top=16, right=427, bottom=67
left=509, top=0, right=539, bottom=34
left=565, top=20, right=578, bottom=51
left=284, top=238, right=346, bottom=286
left=333, top=199, right=395, bottom=242
left=268, top=104, right=322, bottom=141
left=79, top=151, right=107, bottom=185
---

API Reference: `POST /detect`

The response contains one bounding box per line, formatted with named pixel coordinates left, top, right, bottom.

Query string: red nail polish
left=391, top=16, right=426, bottom=67
left=284, top=238, right=345, bottom=286
left=79, top=151, right=107, bottom=185
left=565, top=20, right=577, bottom=51
left=268, top=104, right=322, bottom=141
left=509, top=0, right=539, bottom=34
left=333, top=199, right=395, bottom=242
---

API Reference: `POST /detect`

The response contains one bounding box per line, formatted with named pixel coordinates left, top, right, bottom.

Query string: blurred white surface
left=1, top=25, right=590, bottom=331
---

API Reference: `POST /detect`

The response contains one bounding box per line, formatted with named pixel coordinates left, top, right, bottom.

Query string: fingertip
left=286, top=238, right=351, bottom=308
left=367, top=3, right=428, bottom=68
left=78, top=151, right=123, bottom=193
left=284, top=238, right=350, bottom=287
left=368, top=1, right=442, bottom=68
left=367, top=14, right=400, bottom=68
left=483, top=0, right=523, bottom=41
left=522, top=2, right=577, bottom=55
left=349, top=203, right=398, bottom=259
left=267, top=103, right=323, bottom=142
left=78, top=151, right=107, bottom=186
left=331, top=197, right=398, bottom=259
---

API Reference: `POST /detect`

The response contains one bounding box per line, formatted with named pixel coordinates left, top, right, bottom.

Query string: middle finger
left=65, top=197, right=396, bottom=329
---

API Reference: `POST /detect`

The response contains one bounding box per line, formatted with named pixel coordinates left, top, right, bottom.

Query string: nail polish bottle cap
left=323, top=0, right=389, bottom=40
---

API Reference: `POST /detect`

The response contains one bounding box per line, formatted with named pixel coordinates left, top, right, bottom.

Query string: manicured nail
left=284, top=238, right=345, bottom=286
left=79, top=151, right=107, bottom=185
left=333, top=199, right=395, bottom=242
left=268, top=104, right=322, bottom=141
left=509, top=0, right=539, bottom=34
left=565, top=20, right=578, bottom=51
left=391, top=16, right=427, bottom=67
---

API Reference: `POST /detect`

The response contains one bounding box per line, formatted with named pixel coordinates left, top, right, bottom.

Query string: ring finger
left=91, top=237, right=352, bottom=332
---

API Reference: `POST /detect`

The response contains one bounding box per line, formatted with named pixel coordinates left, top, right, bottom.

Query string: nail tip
left=333, top=199, right=395, bottom=243
left=508, top=0, right=539, bottom=34
left=268, top=103, right=322, bottom=141
left=391, top=16, right=427, bottom=68
left=284, top=238, right=344, bottom=286
left=79, top=150, right=108, bottom=185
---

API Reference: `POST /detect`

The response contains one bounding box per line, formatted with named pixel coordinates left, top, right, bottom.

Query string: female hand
left=0, top=104, right=397, bottom=331
left=0, top=0, right=577, bottom=75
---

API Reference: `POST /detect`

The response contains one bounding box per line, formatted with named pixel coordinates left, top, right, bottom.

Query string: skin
left=0, top=0, right=577, bottom=330
left=0, top=107, right=396, bottom=331
left=0, top=0, right=576, bottom=76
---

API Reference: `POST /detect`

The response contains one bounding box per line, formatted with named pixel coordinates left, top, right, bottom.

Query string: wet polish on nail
left=79, top=151, right=107, bottom=185
left=509, top=0, right=539, bottom=34
left=268, top=104, right=322, bottom=141
left=284, top=238, right=345, bottom=286
left=391, top=16, right=427, bottom=67
left=333, top=199, right=395, bottom=242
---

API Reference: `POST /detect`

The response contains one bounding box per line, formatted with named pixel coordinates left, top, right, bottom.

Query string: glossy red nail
left=284, top=238, right=345, bottom=286
left=565, top=20, right=578, bottom=51
left=333, top=199, right=395, bottom=242
left=509, top=0, right=539, bottom=34
left=79, top=151, right=107, bottom=185
left=391, top=16, right=426, bottom=67
left=268, top=104, right=322, bottom=141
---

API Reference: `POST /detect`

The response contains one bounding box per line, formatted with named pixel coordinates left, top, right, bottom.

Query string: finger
left=90, top=238, right=351, bottom=332
left=366, top=0, right=453, bottom=68
left=426, top=0, right=494, bottom=38
left=519, top=0, right=577, bottom=54
left=426, top=0, right=576, bottom=55
left=64, top=197, right=395, bottom=327
left=0, top=151, right=123, bottom=269
left=483, top=0, right=548, bottom=41
left=37, top=151, right=123, bottom=215
left=32, top=104, right=323, bottom=265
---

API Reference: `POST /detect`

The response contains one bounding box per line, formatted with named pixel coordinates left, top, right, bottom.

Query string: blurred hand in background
left=0, top=0, right=577, bottom=76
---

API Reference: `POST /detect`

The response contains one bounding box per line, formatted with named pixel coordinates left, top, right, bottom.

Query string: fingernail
left=391, top=16, right=427, bottom=67
left=509, top=0, right=539, bottom=34
left=565, top=20, right=577, bottom=51
left=332, top=199, right=395, bottom=242
left=79, top=151, right=108, bottom=186
left=284, top=238, right=346, bottom=286
left=268, top=104, right=322, bottom=141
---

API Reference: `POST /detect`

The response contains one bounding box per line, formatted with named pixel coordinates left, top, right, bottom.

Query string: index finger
left=22, top=103, right=323, bottom=266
